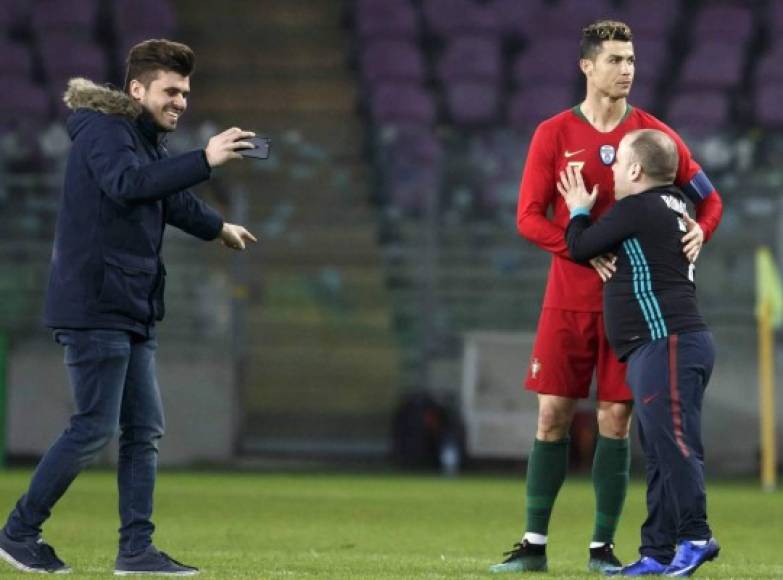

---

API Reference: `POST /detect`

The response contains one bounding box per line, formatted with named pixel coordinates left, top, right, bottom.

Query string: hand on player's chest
left=557, top=141, right=619, bottom=202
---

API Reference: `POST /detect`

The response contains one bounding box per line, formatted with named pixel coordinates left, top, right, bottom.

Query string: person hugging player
left=490, top=20, right=722, bottom=574
left=560, top=128, right=720, bottom=577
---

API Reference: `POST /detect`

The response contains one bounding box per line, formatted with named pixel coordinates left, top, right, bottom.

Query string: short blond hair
left=580, top=20, right=633, bottom=60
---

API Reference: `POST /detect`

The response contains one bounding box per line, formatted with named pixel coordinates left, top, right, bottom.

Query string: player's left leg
left=590, top=320, right=632, bottom=572
left=114, top=334, right=198, bottom=576
left=660, top=332, right=718, bottom=578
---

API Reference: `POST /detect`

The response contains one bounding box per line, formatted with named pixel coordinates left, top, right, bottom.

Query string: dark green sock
left=525, top=438, right=569, bottom=536
left=592, top=435, right=630, bottom=544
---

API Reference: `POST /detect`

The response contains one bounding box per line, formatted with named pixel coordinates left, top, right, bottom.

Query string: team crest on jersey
left=600, top=145, right=616, bottom=165
left=530, top=357, right=542, bottom=379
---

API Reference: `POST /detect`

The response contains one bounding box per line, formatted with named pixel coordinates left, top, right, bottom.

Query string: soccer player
left=561, top=128, right=720, bottom=577
left=489, top=20, right=723, bottom=573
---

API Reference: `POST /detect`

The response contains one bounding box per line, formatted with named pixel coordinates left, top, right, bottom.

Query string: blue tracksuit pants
left=626, top=331, right=715, bottom=564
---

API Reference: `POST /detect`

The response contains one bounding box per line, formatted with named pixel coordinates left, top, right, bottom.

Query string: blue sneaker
left=663, top=538, right=720, bottom=577
left=114, top=546, right=198, bottom=576
left=604, top=556, right=667, bottom=576
left=0, top=528, right=71, bottom=574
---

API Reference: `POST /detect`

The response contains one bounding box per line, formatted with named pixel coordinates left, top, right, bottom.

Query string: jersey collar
left=572, top=103, right=633, bottom=132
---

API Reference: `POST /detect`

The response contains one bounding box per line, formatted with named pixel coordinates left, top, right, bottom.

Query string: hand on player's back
left=681, top=213, right=703, bottom=263
left=590, top=254, right=617, bottom=282
left=205, top=127, right=255, bottom=167
left=557, top=165, right=598, bottom=212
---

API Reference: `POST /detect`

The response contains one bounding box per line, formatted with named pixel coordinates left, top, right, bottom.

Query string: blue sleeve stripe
left=570, top=207, right=590, bottom=219
left=683, top=170, right=714, bottom=202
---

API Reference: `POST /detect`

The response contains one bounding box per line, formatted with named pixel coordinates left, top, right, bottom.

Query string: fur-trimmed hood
left=63, top=77, right=142, bottom=118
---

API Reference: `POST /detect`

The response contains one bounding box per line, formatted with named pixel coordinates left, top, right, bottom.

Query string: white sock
left=590, top=541, right=609, bottom=549
left=689, top=540, right=707, bottom=546
left=523, top=532, right=548, bottom=545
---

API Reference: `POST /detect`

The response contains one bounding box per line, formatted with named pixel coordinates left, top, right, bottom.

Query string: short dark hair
left=124, top=39, right=195, bottom=91
left=580, top=20, right=633, bottom=60
left=627, top=129, right=678, bottom=183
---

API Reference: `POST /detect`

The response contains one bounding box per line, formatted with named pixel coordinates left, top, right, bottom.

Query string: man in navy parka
left=0, top=39, right=256, bottom=576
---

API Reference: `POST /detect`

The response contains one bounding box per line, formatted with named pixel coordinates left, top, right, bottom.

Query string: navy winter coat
left=43, top=78, right=224, bottom=337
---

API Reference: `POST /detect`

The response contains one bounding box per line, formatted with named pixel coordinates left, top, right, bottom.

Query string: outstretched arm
left=559, top=165, right=636, bottom=262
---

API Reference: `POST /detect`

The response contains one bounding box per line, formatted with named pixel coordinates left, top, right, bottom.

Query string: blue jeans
left=626, top=331, right=715, bottom=564
left=4, top=329, right=165, bottom=557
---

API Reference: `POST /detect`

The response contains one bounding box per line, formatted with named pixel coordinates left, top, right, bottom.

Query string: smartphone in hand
left=239, top=136, right=271, bottom=159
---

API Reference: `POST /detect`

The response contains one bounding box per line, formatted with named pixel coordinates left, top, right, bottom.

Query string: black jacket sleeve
left=565, top=198, right=640, bottom=262
left=165, top=189, right=224, bottom=241
left=85, top=117, right=212, bottom=205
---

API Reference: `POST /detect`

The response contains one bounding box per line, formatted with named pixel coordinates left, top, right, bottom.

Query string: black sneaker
left=489, top=539, right=547, bottom=573
left=0, top=527, right=71, bottom=574
left=114, top=546, right=198, bottom=576
left=588, top=543, right=622, bottom=573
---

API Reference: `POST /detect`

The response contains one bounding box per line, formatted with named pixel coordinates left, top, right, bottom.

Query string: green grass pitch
left=0, top=470, right=780, bottom=578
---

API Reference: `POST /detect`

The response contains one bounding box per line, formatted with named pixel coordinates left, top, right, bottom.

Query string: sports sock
left=523, top=532, right=547, bottom=545
left=525, top=438, right=569, bottom=536
left=591, top=435, right=630, bottom=544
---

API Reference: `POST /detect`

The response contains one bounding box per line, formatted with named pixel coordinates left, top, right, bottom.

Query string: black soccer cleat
left=588, top=542, right=622, bottom=573
left=489, top=539, right=548, bottom=573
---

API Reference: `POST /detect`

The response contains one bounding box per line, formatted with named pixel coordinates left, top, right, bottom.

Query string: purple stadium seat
left=508, top=85, right=574, bottom=131
left=0, top=78, right=50, bottom=130
left=757, top=44, right=783, bottom=84
left=443, top=81, right=500, bottom=127
left=612, top=0, right=679, bottom=39
left=113, top=0, right=177, bottom=59
left=32, top=0, right=98, bottom=36
left=629, top=81, right=656, bottom=113
left=678, top=41, right=744, bottom=90
left=377, top=125, right=443, bottom=213
left=361, top=40, right=426, bottom=85
left=667, top=91, right=730, bottom=135
left=756, top=85, right=783, bottom=128
left=422, top=0, right=500, bottom=38
left=0, top=0, right=31, bottom=34
left=38, top=36, right=108, bottom=84
left=517, top=0, right=617, bottom=41
left=0, top=41, right=34, bottom=79
left=692, top=3, right=753, bottom=43
left=371, top=83, right=436, bottom=125
left=555, top=0, right=617, bottom=31
left=632, top=38, right=668, bottom=85
left=356, top=0, right=418, bottom=40
left=437, top=36, right=501, bottom=83
left=773, top=1, right=783, bottom=32
left=512, top=39, right=580, bottom=85
left=386, top=162, right=441, bottom=214
left=380, top=126, right=443, bottom=164
left=0, top=3, right=14, bottom=32
left=489, top=0, right=545, bottom=40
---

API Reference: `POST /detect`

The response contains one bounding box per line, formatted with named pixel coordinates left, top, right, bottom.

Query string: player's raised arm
left=517, top=124, right=571, bottom=258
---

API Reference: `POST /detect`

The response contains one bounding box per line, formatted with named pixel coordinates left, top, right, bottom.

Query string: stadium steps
left=172, top=0, right=402, bottom=453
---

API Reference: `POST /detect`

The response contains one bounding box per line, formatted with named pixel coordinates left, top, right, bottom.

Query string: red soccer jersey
left=517, top=105, right=723, bottom=312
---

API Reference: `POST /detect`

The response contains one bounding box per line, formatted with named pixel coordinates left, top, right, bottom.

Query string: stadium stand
left=2, top=0, right=781, bottom=463
left=349, top=0, right=773, bottom=395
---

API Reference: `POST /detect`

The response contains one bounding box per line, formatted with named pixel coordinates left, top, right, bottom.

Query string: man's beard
left=142, top=104, right=179, bottom=132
